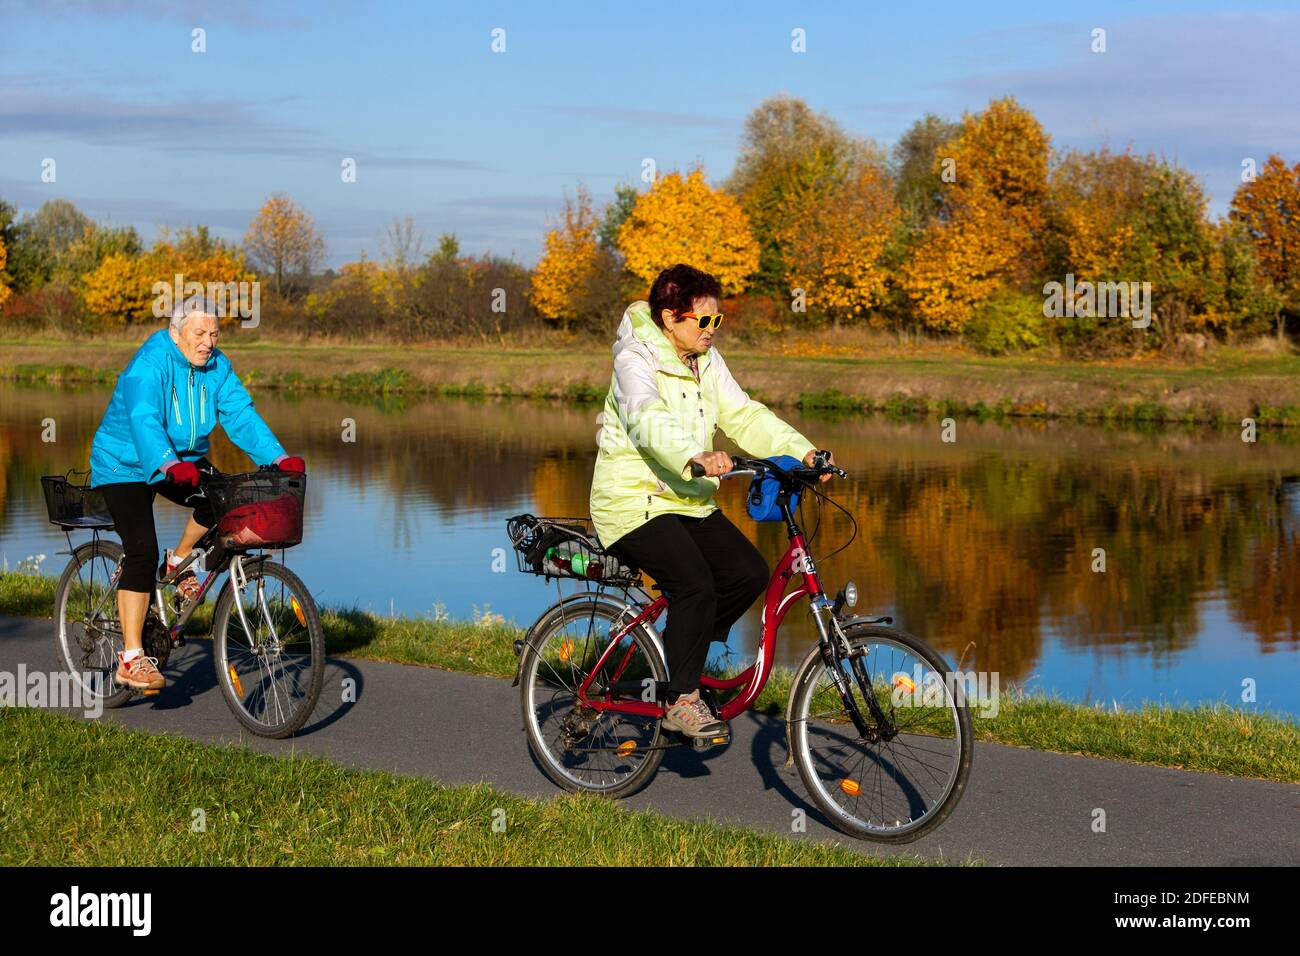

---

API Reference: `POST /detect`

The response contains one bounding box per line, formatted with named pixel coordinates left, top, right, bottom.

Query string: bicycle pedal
left=691, top=731, right=730, bottom=750
left=139, top=688, right=161, bottom=697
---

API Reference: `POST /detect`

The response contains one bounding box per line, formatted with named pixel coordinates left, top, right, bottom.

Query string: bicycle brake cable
left=802, top=473, right=858, bottom=564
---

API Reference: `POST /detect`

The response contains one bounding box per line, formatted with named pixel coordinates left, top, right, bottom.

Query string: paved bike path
left=2, top=614, right=1296, bottom=866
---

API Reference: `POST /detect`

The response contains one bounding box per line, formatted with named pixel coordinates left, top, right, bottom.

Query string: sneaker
left=161, top=550, right=203, bottom=604
left=661, top=690, right=727, bottom=739
left=116, top=653, right=164, bottom=691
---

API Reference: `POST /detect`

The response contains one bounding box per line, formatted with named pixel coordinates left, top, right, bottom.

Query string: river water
left=2, top=382, right=1298, bottom=717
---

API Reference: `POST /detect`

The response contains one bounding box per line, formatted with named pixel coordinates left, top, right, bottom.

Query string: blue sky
left=1, top=0, right=1297, bottom=267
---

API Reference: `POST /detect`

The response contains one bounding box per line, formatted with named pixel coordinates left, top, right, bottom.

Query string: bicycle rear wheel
left=212, top=558, right=324, bottom=738
left=789, top=623, right=973, bottom=842
left=52, top=539, right=133, bottom=709
left=519, top=595, right=668, bottom=799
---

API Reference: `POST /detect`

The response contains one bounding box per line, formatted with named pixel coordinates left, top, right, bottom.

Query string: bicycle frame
left=574, top=494, right=828, bottom=722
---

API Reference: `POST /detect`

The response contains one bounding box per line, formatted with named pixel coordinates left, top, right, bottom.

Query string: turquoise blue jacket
left=90, top=329, right=285, bottom=487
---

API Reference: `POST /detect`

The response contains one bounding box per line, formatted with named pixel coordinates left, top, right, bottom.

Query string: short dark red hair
left=648, top=263, right=722, bottom=328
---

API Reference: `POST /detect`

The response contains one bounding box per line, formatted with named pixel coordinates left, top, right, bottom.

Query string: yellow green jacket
left=589, top=300, right=816, bottom=548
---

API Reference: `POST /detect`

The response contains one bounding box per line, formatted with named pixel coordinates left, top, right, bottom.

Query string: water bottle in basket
left=545, top=542, right=605, bottom=580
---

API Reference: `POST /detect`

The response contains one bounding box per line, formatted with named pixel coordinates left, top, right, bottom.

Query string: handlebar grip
left=689, top=462, right=706, bottom=478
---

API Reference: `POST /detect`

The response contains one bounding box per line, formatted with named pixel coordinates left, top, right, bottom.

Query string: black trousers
left=97, top=464, right=216, bottom=593
left=607, top=509, right=769, bottom=699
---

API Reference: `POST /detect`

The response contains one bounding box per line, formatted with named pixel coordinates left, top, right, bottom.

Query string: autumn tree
left=892, top=113, right=961, bottom=231
left=775, top=165, right=900, bottom=325
left=1230, top=154, right=1300, bottom=336
left=617, top=168, right=758, bottom=295
left=726, top=95, right=883, bottom=295
left=0, top=235, right=11, bottom=313
left=81, top=253, right=151, bottom=327
left=530, top=185, right=600, bottom=331
left=903, top=97, right=1050, bottom=332
left=243, top=194, right=325, bottom=297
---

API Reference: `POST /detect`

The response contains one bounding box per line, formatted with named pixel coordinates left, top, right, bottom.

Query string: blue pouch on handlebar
left=746, top=455, right=802, bottom=522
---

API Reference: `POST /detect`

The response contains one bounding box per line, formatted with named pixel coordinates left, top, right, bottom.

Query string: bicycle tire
left=789, top=623, right=973, bottom=843
left=211, top=559, right=325, bottom=738
left=519, top=595, right=668, bottom=799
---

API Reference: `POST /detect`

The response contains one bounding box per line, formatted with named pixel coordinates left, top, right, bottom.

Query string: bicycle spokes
left=63, top=551, right=124, bottom=697
left=221, top=571, right=315, bottom=729
left=799, top=639, right=965, bottom=834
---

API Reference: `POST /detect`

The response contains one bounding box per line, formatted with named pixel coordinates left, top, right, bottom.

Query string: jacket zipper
left=171, top=385, right=182, bottom=426
left=187, top=367, right=196, bottom=450
left=200, top=383, right=206, bottom=424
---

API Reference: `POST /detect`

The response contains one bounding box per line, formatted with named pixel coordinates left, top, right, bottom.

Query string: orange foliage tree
left=616, top=168, right=759, bottom=295
left=774, top=165, right=900, bottom=324
left=903, top=98, right=1050, bottom=331
left=1230, top=154, right=1300, bottom=309
left=0, top=236, right=10, bottom=313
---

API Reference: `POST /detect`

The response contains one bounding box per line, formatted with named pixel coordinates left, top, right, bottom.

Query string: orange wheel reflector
left=291, top=597, right=307, bottom=627
left=616, top=741, right=637, bottom=756
left=228, top=665, right=244, bottom=697
left=558, top=640, right=574, bottom=662
left=893, top=673, right=916, bottom=692
left=840, top=778, right=861, bottom=797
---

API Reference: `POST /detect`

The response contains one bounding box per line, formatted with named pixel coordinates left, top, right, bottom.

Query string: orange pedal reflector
left=228, top=665, right=244, bottom=697
left=893, top=673, right=916, bottom=692
left=142, top=688, right=160, bottom=697
left=558, top=639, right=574, bottom=662
left=616, top=740, right=637, bottom=756
left=291, top=597, right=307, bottom=627
left=840, top=778, right=861, bottom=797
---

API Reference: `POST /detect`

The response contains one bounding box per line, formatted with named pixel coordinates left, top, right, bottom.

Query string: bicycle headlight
left=844, top=581, right=858, bottom=608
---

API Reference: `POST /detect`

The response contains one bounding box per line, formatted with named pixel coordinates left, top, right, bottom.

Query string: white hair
left=170, top=291, right=224, bottom=332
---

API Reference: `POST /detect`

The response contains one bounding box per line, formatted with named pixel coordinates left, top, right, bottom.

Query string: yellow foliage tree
left=1230, top=154, right=1300, bottom=297
left=617, top=169, right=759, bottom=294
left=904, top=98, right=1051, bottom=331
left=0, top=236, right=10, bottom=313
left=244, top=194, right=326, bottom=296
left=81, top=253, right=152, bottom=328
left=774, top=165, right=899, bottom=324
left=529, top=186, right=599, bottom=330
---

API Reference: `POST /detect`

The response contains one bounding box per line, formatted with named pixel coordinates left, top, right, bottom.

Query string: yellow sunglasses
left=678, top=311, right=724, bottom=331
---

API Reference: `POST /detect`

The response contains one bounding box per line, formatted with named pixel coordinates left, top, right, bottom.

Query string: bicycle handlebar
left=688, top=450, right=847, bottom=483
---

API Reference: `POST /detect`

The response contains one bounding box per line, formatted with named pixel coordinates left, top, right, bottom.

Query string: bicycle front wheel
left=789, top=623, right=973, bottom=843
left=212, top=559, right=324, bottom=738
left=520, top=595, right=668, bottom=799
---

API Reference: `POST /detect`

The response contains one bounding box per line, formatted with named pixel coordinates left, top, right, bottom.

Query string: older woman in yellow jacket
left=589, top=263, right=835, bottom=738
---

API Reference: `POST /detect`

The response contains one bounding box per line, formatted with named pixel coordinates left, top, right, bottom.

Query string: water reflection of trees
left=3, top=386, right=1299, bottom=680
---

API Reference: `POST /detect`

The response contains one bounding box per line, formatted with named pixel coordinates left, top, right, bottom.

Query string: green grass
left=4, top=569, right=1296, bottom=784
left=0, top=707, right=929, bottom=866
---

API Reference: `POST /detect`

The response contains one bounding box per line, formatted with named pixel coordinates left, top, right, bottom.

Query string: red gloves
left=163, top=460, right=201, bottom=487
left=276, top=456, right=306, bottom=473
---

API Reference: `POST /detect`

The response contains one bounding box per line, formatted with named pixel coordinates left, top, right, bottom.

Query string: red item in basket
left=218, top=493, right=301, bottom=547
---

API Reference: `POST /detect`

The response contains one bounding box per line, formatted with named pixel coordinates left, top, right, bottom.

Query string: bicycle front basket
left=207, top=471, right=306, bottom=549
left=40, top=475, right=113, bottom=529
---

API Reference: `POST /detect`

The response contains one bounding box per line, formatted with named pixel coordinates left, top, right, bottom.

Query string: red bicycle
left=506, top=455, right=972, bottom=842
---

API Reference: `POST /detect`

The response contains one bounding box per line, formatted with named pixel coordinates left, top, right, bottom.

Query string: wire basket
left=41, top=475, right=114, bottom=529
left=206, top=470, right=306, bottom=550
left=506, top=514, right=640, bottom=586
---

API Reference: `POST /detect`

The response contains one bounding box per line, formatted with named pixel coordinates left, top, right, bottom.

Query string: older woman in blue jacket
left=90, top=296, right=304, bottom=691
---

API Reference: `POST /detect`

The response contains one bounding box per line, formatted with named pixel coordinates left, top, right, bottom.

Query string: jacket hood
left=612, top=301, right=712, bottom=377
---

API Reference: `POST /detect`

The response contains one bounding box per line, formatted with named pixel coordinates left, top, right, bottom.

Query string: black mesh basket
left=41, top=475, right=113, bottom=529
left=206, top=471, right=306, bottom=550
left=506, top=514, right=640, bottom=586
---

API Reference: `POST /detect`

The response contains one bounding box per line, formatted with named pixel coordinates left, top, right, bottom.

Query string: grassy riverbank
left=3, top=570, right=1296, bottom=784
left=0, top=707, right=929, bottom=866
left=6, top=336, right=1300, bottom=425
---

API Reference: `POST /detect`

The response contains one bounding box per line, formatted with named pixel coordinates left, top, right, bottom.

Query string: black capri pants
left=606, top=509, right=769, bottom=699
left=97, top=462, right=216, bottom=593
